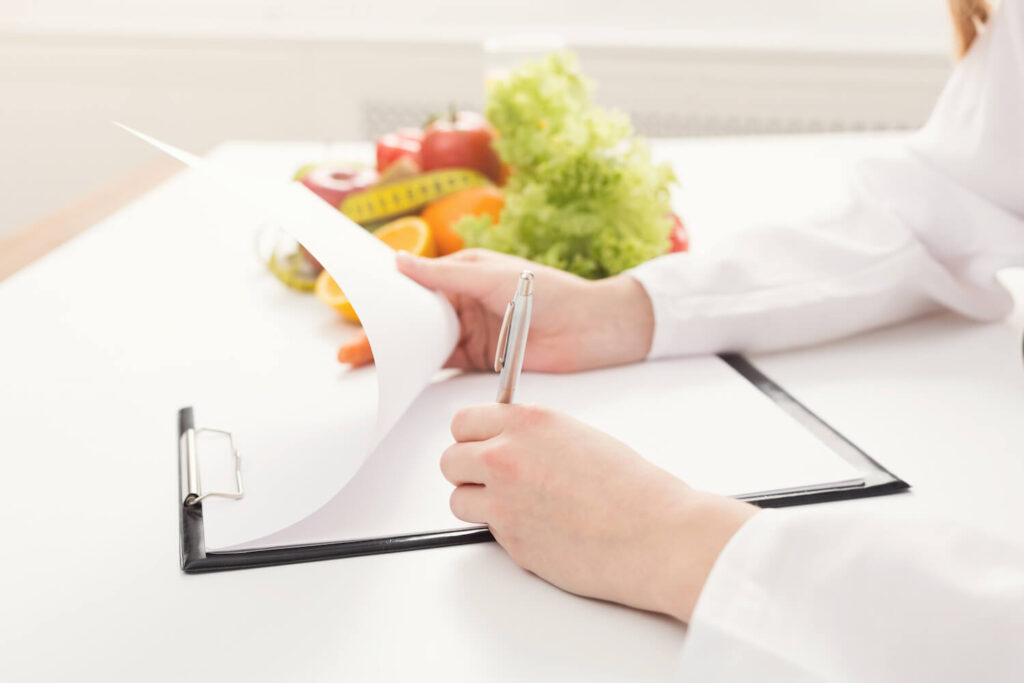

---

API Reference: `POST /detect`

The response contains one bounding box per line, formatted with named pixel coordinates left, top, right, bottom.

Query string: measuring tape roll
left=340, top=168, right=491, bottom=225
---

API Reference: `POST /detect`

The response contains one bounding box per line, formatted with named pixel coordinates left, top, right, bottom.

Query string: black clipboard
left=178, top=353, right=908, bottom=573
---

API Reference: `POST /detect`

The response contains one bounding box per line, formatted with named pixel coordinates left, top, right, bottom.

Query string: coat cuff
left=627, top=255, right=740, bottom=359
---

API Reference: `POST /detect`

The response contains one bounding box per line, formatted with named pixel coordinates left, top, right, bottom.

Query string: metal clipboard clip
left=180, top=424, right=244, bottom=507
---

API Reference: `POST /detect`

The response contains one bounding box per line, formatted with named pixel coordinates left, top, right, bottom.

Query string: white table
left=2, top=134, right=1022, bottom=681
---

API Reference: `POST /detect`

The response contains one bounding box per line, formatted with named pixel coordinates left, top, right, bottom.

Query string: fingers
left=337, top=331, right=374, bottom=366
left=449, top=484, right=490, bottom=524
left=396, top=249, right=511, bottom=299
left=450, top=403, right=508, bottom=442
left=444, top=298, right=499, bottom=371
left=440, top=440, right=493, bottom=485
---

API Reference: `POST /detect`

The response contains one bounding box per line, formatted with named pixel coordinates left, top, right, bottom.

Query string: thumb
left=396, top=250, right=506, bottom=299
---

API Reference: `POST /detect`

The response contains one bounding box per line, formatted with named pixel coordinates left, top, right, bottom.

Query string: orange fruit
left=421, top=186, right=504, bottom=255
left=315, top=269, right=360, bottom=323
left=314, top=216, right=436, bottom=324
left=372, top=216, right=437, bottom=257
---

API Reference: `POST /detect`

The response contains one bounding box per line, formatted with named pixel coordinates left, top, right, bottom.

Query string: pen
left=494, top=271, right=534, bottom=404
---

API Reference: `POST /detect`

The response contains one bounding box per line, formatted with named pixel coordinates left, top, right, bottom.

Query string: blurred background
left=1, top=0, right=955, bottom=237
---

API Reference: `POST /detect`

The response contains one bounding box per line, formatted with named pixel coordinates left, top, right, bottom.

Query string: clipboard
left=177, top=353, right=908, bottom=573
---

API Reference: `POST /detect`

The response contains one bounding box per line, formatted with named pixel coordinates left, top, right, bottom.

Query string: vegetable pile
left=273, top=50, right=688, bottom=366
left=456, top=52, right=676, bottom=279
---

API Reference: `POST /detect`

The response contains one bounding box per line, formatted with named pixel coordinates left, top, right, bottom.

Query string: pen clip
left=494, top=300, right=514, bottom=372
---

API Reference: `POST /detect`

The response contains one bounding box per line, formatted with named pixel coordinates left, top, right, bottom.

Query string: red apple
left=298, top=164, right=379, bottom=208
left=376, top=128, right=423, bottom=173
left=421, top=111, right=503, bottom=184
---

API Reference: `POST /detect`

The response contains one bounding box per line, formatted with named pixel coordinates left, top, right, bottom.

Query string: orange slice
left=314, top=269, right=360, bottom=323
left=372, top=216, right=437, bottom=257
left=314, top=216, right=436, bottom=324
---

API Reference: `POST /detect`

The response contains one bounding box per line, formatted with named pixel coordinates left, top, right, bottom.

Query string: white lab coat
left=628, top=0, right=1024, bottom=679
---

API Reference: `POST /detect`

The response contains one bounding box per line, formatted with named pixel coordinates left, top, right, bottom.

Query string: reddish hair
left=948, top=0, right=991, bottom=57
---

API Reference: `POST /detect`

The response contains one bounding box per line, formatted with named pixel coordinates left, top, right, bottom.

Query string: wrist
left=654, top=492, right=759, bottom=623
left=579, top=275, right=655, bottom=369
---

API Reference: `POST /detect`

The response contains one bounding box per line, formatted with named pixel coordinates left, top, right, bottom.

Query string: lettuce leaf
left=457, top=52, right=674, bottom=279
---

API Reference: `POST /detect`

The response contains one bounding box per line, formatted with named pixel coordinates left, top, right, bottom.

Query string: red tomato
left=376, top=128, right=423, bottom=173
left=420, top=111, right=503, bottom=184
left=668, top=213, right=689, bottom=253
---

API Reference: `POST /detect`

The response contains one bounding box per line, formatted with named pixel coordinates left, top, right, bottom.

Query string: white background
left=1, top=0, right=954, bottom=235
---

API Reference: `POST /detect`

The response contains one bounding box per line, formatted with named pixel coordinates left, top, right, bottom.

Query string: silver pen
left=494, top=271, right=534, bottom=404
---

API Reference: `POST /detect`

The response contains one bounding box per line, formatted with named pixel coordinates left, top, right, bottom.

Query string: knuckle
left=513, top=403, right=549, bottom=430
left=481, top=442, right=506, bottom=468
left=457, top=248, right=486, bottom=262
left=482, top=441, right=519, bottom=481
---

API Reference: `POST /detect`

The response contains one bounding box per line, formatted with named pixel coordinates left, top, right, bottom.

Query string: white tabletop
left=2, top=133, right=1021, bottom=681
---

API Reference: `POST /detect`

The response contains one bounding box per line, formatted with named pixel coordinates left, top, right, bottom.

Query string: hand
left=442, top=402, right=758, bottom=622
left=338, top=249, right=655, bottom=372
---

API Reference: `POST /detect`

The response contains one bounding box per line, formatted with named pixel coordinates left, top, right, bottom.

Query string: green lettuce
left=457, top=52, right=674, bottom=279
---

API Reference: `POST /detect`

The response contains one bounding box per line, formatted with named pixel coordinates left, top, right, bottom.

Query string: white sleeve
left=672, top=3, right=1024, bottom=679
left=629, top=0, right=1024, bottom=359
left=679, top=508, right=1024, bottom=682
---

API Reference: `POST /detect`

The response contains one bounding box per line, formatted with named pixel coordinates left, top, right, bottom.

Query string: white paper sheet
left=120, top=125, right=458, bottom=549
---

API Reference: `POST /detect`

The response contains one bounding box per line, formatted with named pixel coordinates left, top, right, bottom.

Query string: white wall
left=2, top=0, right=954, bottom=49
left=0, top=1, right=955, bottom=236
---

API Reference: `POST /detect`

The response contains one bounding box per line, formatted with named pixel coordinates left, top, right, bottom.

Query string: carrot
left=337, top=331, right=374, bottom=367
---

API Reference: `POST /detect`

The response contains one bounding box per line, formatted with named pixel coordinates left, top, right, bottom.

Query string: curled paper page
left=119, top=125, right=459, bottom=548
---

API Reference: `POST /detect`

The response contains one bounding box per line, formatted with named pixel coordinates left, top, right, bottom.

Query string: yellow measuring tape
left=340, top=168, right=490, bottom=224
